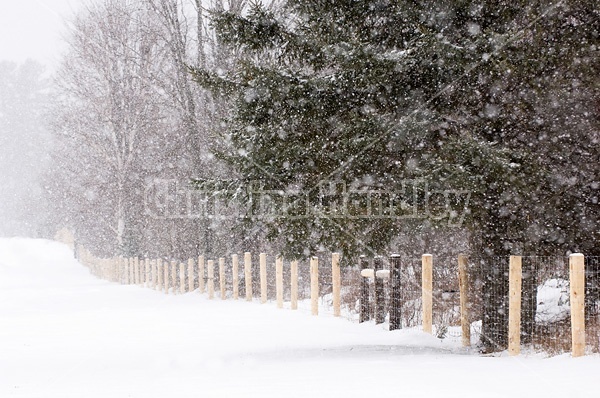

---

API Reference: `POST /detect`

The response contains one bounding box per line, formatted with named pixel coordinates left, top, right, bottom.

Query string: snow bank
left=536, top=278, right=570, bottom=324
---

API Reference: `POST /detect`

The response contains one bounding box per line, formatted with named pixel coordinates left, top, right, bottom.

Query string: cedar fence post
left=422, top=254, right=433, bottom=334
left=310, top=256, right=319, bottom=316
left=123, top=257, right=129, bottom=284
left=179, top=262, right=186, bottom=294
left=122, top=257, right=129, bottom=284
left=570, top=253, right=585, bottom=357
left=151, top=259, right=156, bottom=289
left=129, top=257, right=134, bottom=285
left=245, top=252, right=252, bottom=301
left=157, top=258, right=163, bottom=291
left=188, top=258, right=195, bottom=292
left=291, top=260, right=298, bottom=310
left=508, top=255, right=522, bottom=356
left=134, top=257, right=140, bottom=285
left=164, top=259, right=170, bottom=294
left=198, top=255, right=205, bottom=294
left=332, top=253, right=341, bottom=317
left=170, top=261, right=177, bottom=294
left=260, top=253, right=267, bottom=304
left=207, top=259, right=215, bottom=299
left=276, top=255, right=283, bottom=309
left=219, top=257, right=226, bottom=300
left=144, top=259, right=149, bottom=286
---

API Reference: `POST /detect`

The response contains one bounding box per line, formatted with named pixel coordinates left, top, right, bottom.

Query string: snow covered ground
left=1, top=238, right=598, bottom=398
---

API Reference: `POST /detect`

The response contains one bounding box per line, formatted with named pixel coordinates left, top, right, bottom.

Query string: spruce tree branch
left=306, top=0, right=567, bottom=195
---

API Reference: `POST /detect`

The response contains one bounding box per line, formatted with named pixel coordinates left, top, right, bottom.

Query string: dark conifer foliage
left=193, top=0, right=599, bottom=351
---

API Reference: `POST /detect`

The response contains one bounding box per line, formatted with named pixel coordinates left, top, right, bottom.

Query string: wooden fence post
left=260, top=253, right=267, bottom=304
left=129, top=257, right=135, bottom=285
left=276, top=255, right=283, bottom=309
left=245, top=252, right=252, bottom=301
left=119, top=257, right=124, bottom=284
left=359, top=256, right=370, bottom=323
left=141, top=258, right=149, bottom=287
left=188, top=258, right=195, bottom=292
left=144, top=258, right=149, bottom=287
left=151, top=259, right=156, bottom=289
left=207, top=259, right=215, bottom=299
left=164, top=259, right=170, bottom=294
left=153, top=259, right=158, bottom=289
left=198, top=255, right=205, bottom=294
left=171, top=261, right=178, bottom=294
left=458, top=255, right=470, bottom=347
left=157, top=258, right=163, bottom=291
left=116, top=257, right=121, bottom=283
left=137, top=258, right=142, bottom=285
left=570, top=253, right=586, bottom=357
left=129, top=257, right=134, bottom=284
left=389, top=255, right=401, bottom=330
left=310, top=256, right=319, bottom=316
left=374, top=256, right=385, bottom=324
left=179, top=262, right=186, bottom=294
left=137, top=258, right=141, bottom=285
left=509, top=255, right=522, bottom=356
left=219, top=257, right=226, bottom=300
left=123, top=257, right=129, bottom=284
left=134, top=257, right=140, bottom=285
left=139, top=258, right=144, bottom=286
left=232, top=254, right=239, bottom=300
left=116, top=257, right=120, bottom=283
left=114, top=257, right=118, bottom=283
left=332, top=253, right=341, bottom=317
left=291, top=260, right=298, bottom=310
left=422, top=254, right=433, bottom=334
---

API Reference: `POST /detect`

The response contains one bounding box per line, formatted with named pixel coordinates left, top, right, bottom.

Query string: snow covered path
left=1, top=238, right=598, bottom=398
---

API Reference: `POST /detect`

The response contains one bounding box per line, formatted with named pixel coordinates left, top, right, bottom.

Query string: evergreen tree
left=192, top=0, right=599, bottom=351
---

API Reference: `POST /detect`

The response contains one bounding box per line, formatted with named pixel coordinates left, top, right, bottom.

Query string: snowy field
left=1, top=238, right=598, bottom=398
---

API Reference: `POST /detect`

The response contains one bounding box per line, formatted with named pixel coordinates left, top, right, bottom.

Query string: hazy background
left=0, top=0, right=78, bottom=237
left=0, top=0, right=76, bottom=65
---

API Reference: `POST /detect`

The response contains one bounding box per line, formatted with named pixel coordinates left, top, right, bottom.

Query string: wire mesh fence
left=585, top=256, right=600, bottom=354
left=520, top=256, right=571, bottom=354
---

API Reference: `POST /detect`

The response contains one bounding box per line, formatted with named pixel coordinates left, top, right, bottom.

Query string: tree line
left=48, top=0, right=598, bottom=352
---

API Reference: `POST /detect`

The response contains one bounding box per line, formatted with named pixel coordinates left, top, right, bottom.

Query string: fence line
left=72, top=243, right=598, bottom=357
left=356, top=253, right=598, bottom=357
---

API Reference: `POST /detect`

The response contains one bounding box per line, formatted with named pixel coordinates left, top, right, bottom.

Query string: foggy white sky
left=0, top=0, right=78, bottom=68
left=0, top=1, right=80, bottom=237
